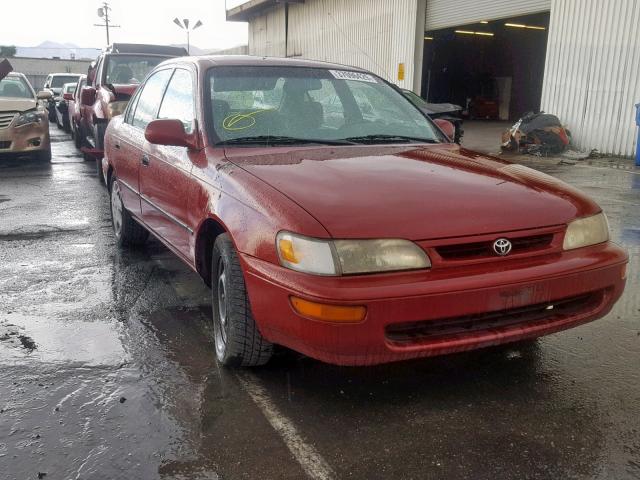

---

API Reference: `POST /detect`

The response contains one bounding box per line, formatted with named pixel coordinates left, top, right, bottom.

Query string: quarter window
left=158, top=69, right=195, bottom=133
left=131, top=69, right=172, bottom=130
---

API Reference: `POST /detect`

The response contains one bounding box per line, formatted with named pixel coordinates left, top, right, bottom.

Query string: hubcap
left=215, top=258, right=228, bottom=356
left=111, top=181, right=123, bottom=238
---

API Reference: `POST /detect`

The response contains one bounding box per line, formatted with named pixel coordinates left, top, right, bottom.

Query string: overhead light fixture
left=424, top=36, right=434, bottom=40
left=455, top=30, right=494, bottom=36
left=480, top=20, right=489, bottom=24
left=505, top=22, right=546, bottom=30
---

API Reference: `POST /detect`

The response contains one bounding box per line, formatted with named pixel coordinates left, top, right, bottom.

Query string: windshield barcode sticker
left=329, top=70, right=378, bottom=83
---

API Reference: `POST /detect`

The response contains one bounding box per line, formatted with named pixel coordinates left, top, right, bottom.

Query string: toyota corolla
left=103, top=56, right=627, bottom=367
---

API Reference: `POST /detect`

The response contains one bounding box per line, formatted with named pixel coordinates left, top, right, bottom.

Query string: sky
left=0, top=0, right=248, bottom=50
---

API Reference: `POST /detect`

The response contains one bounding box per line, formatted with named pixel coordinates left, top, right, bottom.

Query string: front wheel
left=110, top=177, right=149, bottom=247
left=211, top=234, right=273, bottom=367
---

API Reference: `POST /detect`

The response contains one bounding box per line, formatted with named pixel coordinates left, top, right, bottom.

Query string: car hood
left=0, top=98, right=37, bottom=113
left=226, top=145, right=600, bottom=240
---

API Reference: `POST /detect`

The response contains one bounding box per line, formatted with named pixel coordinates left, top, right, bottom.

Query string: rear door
left=113, top=68, right=172, bottom=215
left=139, top=68, right=196, bottom=257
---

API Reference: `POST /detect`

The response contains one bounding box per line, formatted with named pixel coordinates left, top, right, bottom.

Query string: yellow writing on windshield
left=222, top=109, right=273, bottom=131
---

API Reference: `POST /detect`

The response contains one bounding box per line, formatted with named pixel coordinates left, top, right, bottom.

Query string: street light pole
left=173, top=18, right=203, bottom=55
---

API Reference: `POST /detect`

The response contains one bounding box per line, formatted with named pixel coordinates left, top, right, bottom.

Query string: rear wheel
left=211, top=234, right=273, bottom=367
left=110, top=177, right=148, bottom=247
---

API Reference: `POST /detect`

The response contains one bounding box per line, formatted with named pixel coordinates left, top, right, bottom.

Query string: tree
left=0, top=46, right=17, bottom=58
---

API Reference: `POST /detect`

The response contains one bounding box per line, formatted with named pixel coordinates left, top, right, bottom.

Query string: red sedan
left=103, top=56, right=627, bottom=367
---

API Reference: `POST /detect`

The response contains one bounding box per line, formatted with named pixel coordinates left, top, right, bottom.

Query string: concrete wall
left=7, top=57, right=91, bottom=91
left=246, top=0, right=426, bottom=91
left=541, top=0, right=640, bottom=157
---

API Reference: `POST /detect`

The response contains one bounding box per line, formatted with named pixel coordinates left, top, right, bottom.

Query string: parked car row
left=98, top=55, right=627, bottom=367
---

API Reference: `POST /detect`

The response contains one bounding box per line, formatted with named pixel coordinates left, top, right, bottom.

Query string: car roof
left=48, top=73, right=82, bottom=77
left=105, top=43, right=188, bottom=56
left=5, top=72, right=27, bottom=79
left=164, top=55, right=371, bottom=73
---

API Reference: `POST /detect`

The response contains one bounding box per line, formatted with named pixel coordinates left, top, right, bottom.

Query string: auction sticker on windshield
left=329, top=70, right=377, bottom=83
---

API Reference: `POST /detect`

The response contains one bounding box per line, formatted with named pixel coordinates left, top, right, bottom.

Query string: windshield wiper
left=217, top=136, right=356, bottom=146
left=344, top=134, right=439, bottom=144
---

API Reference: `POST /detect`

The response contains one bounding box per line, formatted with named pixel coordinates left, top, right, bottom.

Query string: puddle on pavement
left=0, top=312, right=127, bottom=366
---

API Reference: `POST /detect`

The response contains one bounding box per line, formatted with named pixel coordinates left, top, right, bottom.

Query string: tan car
left=0, top=72, right=52, bottom=161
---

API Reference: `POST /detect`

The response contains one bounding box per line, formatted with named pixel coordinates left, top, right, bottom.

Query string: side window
left=131, top=69, right=173, bottom=130
left=95, top=58, right=104, bottom=87
left=158, top=69, right=195, bottom=133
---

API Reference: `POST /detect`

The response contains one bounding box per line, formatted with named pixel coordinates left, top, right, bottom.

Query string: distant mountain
left=14, top=40, right=242, bottom=60
left=16, top=41, right=100, bottom=60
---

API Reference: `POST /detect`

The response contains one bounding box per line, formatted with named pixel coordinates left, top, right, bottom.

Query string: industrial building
left=226, top=0, right=640, bottom=157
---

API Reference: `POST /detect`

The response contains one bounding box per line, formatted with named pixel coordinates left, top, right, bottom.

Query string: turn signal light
left=290, top=297, right=366, bottom=324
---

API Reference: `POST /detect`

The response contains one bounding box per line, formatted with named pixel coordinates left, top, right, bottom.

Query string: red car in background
left=80, top=43, right=187, bottom=178
left=103, top=56, right=627, bottom=367
left=67, top=75, right=86, bottom=149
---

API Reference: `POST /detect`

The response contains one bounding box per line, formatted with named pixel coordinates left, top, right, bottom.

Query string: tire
left=109, top=176, right=148, bottom=248
left=211, top=233, right=273, bottom=367
left=34, top=149, right=51, bottom=163
left=94, top=122, right=106, bottom=150
left=74, top=130, right=82, bottom=149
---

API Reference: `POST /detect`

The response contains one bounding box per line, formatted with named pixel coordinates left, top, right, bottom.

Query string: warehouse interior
left=422, top=12, right=550, bottom=121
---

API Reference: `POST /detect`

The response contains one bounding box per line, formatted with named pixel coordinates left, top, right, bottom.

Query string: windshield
left=0, top=76, right=34, bottom=99
left=105, top=55, right=167, bottom=85
left=207, top=66, right=442, bottom=146
left=403, top=90, right=428, bottom=109
left=51, top=76, right=80, bottom=88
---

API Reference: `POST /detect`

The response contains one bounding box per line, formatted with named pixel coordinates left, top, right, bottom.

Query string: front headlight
left=563, top=212, right=609, bottom=250
left=14, top=110, right=42, bottom=127
left=107, top=101, right=128, bottom=119
left=276, top=232, right=431, bottom=276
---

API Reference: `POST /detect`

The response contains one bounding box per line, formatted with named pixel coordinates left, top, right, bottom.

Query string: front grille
left=386, top=290, right=605, bottom=345
left=436, top=234, right=554, bottom=261
left=0, top=111, right=17, bottom=129
left=0, top=140, right=11, bottom=149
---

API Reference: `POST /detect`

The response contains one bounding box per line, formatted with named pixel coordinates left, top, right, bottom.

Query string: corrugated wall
left=247, top=0, right=423, bottom=90
left=541, top=0, right=640, bottom=157
left=425, top=0, right=550, bottom=30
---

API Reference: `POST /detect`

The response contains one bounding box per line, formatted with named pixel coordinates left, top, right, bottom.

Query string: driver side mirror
left=37, top=90, right=52, bottom=100
left=63, top=92, right=74, bottom=101
left=433, top=118, right=456, bottom=142
left=145, top=119, right=199, bottom=150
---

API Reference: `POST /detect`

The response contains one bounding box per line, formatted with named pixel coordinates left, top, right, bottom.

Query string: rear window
left=105, top=55, right=167, bottom=85
left=51, top=76, right=80, bottom=88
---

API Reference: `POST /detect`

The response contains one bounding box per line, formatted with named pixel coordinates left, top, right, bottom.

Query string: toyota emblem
left=493, top=238, right=512, bottom=256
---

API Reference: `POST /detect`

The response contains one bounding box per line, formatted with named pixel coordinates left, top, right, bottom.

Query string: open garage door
left=423, top=12, right=549, bottom=121
left=426, top=0, right=550, bottom=31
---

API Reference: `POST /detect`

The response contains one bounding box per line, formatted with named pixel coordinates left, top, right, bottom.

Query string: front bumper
left=0, top=120, right=50, bottom=155
left=242, top=242, right=627, bottom=366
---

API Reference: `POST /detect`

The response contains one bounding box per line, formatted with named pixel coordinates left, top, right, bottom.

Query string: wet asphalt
left=0, top=127, right=639, bottom=480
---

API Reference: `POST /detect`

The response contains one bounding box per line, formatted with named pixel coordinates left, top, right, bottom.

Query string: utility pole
left=94, top=2, right=120, bottom=46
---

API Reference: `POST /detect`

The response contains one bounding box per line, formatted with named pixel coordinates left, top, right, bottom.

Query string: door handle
left=141, top=154, right=150, bottom=166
